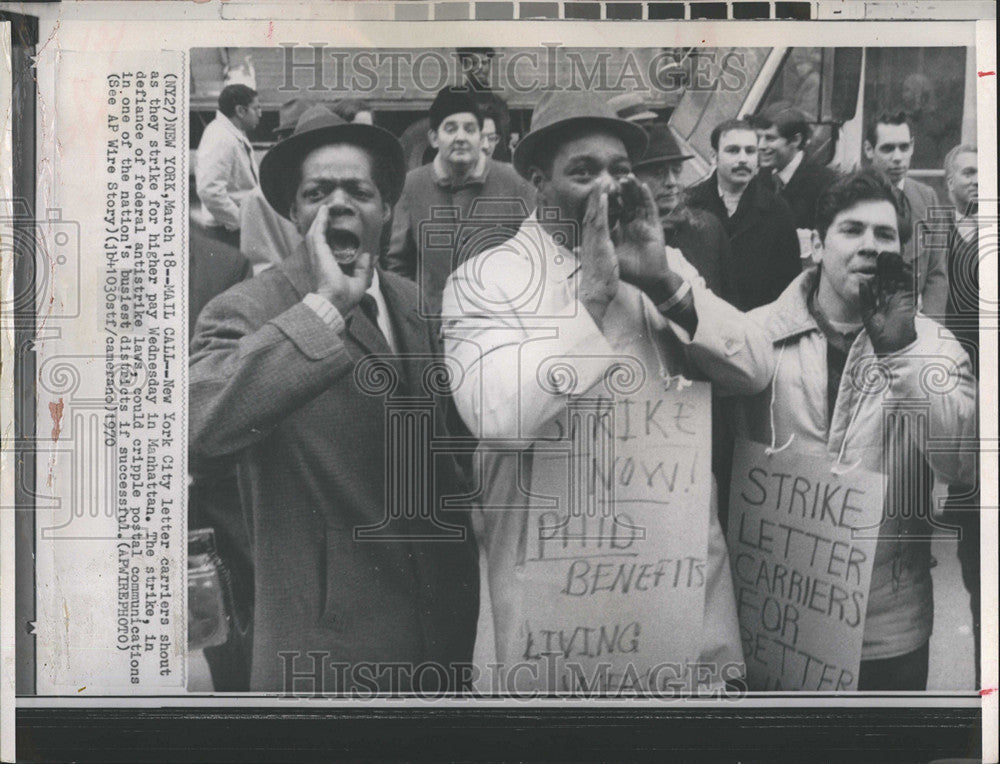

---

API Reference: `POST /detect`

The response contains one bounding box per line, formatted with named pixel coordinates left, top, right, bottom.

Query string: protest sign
left=728, top=439, right=883, bottom=691
left=511, top=358, right=713, bottom=694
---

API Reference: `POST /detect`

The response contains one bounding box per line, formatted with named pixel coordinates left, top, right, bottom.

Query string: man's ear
left=863, top=140, right=874, bottom=162
left=428, top=129, right=440, bottom=150
left=529, top=166, right=547, bottom=193
left=288, top=200, right=299, bottom=228
left=381, top=201, right=392, bottom=225
left=810, top=229, right=824, bottom=264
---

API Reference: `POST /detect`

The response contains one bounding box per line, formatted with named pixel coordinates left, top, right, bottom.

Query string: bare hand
left=860, top=251, right=917, bottom=356
left=578, top=185, right=619, bottom=328
left=613, top=178, right=681, bottom=296
left=307, top=204, right=373, bottom=316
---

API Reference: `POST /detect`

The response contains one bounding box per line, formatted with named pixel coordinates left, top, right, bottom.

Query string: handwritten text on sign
left=727, top=440, right=882, bottom=691
left=517, top=377, right=713, bottom=693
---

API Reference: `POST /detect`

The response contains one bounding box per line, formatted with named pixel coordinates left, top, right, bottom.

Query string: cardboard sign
left=515, top=376, right=713, bottom=694
left=727, top=439, right=883, bottom=691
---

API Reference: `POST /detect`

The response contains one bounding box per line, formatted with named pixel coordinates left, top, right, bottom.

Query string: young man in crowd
left=686, top=118, right=801, bottom=311
left=384, top=86, right=534, bottom=317
left=754, top=102, right=840, bottom=232
left=190, top=109, right=479, bottom=692
left=730, top=171, right=976, bottom=689
left=864, top=111, right=948, bottom=318
left=195, top=84, right=262, bottom=248
left=441, top=91, right=774, bottom=692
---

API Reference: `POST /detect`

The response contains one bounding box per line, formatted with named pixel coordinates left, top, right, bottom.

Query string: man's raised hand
left=578, top=184, right=620, bottom=329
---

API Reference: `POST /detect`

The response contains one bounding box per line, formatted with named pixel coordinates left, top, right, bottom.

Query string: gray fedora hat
left=632, top=124, right=694, bottom=169
left=260, top=109, right=406, bottom=219
left=512, top=91, right=649, bottom=179
left=275, top=98, right=320, bottom=137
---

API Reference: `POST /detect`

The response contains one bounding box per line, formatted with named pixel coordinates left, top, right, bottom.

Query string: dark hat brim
left=260, top=122, right=406, bottom=219
left=512, top=116, right=649, bottom=179
left=632, top=152, right=695, bottom=170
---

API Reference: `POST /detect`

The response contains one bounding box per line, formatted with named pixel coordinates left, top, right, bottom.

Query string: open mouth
left=324, top=227, right=361, bottom=264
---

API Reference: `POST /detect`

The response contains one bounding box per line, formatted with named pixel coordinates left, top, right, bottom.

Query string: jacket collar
left=689, top=172, right=773, bottom=214
left=761, top=268, right=822, bottom=343
left=433, top=151, right=490, bottom=189
left=216, top=110, right=253, bottom=150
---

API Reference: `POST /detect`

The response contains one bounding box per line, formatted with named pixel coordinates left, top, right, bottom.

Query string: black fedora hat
left=512, top=91, right=648, bottom=179
left=260, top=110, right=406, bottom=219
left=632, top=124, right=694, bottom=170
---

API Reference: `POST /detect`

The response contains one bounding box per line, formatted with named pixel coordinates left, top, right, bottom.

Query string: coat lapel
left=376, top=270, right=431, bottom=394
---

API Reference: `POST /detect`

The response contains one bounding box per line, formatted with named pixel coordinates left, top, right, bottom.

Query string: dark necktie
left=358, top=293, right=394, bottom=356
left=773, top=174, right=785, bottom=195
left=895, top=187, right=913, bottom=247
left=359, top=294, right=384, bottom=335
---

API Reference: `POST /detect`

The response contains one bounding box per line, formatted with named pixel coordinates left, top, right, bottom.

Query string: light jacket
left=195, top=111, right=259, bottom=231
left=732, top=268, right=976, bottom=659
left=442, top=212, right=775, bottom=690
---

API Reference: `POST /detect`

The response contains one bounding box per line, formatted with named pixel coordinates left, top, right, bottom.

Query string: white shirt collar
left=365, top=270, right=398, bottom=353
left=954, top=210, right=977, bottom=243
left=716, top=178, right=745, bottom=217
left=895, top=178, right=906, bottom=192
left=777, top=151, right=804, bottom=186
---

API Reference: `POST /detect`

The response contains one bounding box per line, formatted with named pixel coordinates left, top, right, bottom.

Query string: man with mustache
left=730, top=171, right=976, bottom=689
left=686, top=118, right=801, bottom=311
left=384, top=86, right=534, bottom=317
left=189, top=110, right=479, bottom=692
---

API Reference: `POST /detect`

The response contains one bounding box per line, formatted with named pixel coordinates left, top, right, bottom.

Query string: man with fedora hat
left=441, top=91, right=774, bottom=692
left=237, top=101, right=336, bottom=270
left=190, top=109, right=479, bottom=692
left=633, top=123, right=734, bottom=302
left=609, top=92, right=660, bottom=131
left=385, top=86, right=534, bottom=317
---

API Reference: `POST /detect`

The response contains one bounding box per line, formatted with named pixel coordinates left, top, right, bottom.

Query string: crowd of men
left=188, top=58, right=981, bottom=694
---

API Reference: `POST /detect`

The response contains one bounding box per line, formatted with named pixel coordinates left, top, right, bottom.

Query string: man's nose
left=859, top=227, right=880, bottom=250
left=326, top=188, right=355, bottom=211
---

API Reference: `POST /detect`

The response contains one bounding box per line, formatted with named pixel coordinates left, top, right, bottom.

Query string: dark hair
left=218, top=84, right=258, bottom=118
left=283, top=143, right=399, bottom=218
left=429, top=87, right=483, bottom=131
left=332, top=98, right=371, bottom=123
left=710, top=118, right=757, bottom=151
left=815, top=169, right=907, bottom=243
left=755, top=102, right=812, bottom=147
left=864, top=111, right=910, bottom=148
